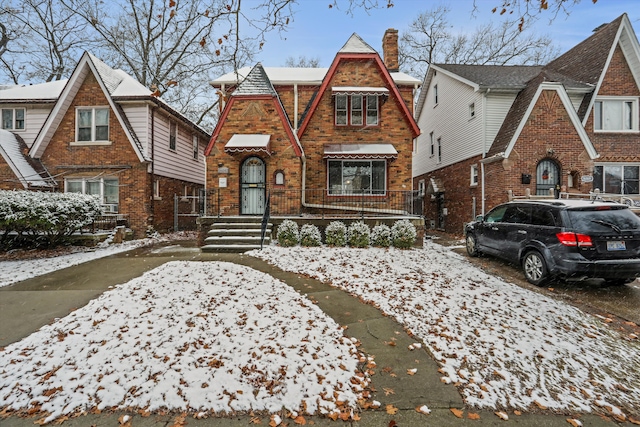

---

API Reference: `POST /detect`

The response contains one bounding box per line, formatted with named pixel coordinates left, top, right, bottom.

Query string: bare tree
left=399, top=5, right=559, bottom=80
left=0, top=0, right=91, bottom=83
left=284, top=55, right=321, bottom=67
left=479, top=0, right=597, bottom=27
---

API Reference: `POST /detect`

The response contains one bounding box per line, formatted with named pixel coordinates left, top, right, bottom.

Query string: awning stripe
left=225, top=134, right=271, bottom=155
left=323, top=143, right=397, bottom=159
left=331, top=86, right=389, bottom=96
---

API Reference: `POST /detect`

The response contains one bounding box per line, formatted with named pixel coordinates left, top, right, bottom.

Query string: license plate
left=607, top=241, right=626, bottom=251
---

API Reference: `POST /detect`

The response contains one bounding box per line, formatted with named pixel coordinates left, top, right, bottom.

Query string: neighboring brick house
left=0, top=52, right=209, bottom=236
left=205, top=30, right=421, bottom=216
left=413, top=14, right=640, bottom=234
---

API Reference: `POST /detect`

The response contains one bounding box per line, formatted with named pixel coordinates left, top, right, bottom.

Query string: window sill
left=154, top=196, right=162, bottom=201
left=70, top=140, right=112, bottom=146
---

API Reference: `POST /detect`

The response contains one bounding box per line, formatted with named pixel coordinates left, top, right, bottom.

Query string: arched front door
left=241, top=156, right=266, bottom=215
left=536, top=159, right=560, bottom=196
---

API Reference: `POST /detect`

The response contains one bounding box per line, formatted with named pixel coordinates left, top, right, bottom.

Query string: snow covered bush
left=0, top=190, right=102, bottom=249
left=371, top=224, right=391, bottom=247
left=324, top=221, right=347, bottom=247
left=347, top=221, right=370, bottom=248
left=300, top=224, right=322, bottom=247
left=391, top=219, right=417, bottom=249
left=277, top=219, right=299, bottom=247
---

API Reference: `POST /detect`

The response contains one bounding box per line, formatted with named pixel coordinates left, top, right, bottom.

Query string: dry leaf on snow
left=416, top=405, right=431, bottom=415
left=566, top=419, right=583, bottom=427
left=495, top=411, right=509, bottom=421
left=386, top=405, right=398, bottom=415
left=467, top=412, right=480, bottom=420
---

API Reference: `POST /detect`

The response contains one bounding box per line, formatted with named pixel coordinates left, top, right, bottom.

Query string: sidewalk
left=0, top=242, right=630, bottom=426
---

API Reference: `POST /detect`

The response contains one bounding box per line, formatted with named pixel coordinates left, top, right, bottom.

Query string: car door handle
left=491, top=227, right=499, bottom=230
left=517, top=230, right=527, bottom=234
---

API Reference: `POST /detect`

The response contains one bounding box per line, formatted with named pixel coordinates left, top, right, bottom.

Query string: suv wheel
left=523, top=250, right=548, bottom=286
left=466, top=233, right=479, bottom=257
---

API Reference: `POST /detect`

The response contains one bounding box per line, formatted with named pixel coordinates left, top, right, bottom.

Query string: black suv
left=464, top=199, right=640, bottom=286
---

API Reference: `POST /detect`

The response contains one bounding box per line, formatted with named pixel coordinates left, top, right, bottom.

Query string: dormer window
left=2, top=108, right=25, bottom=130
left=333, top=87, right=387, bottom=127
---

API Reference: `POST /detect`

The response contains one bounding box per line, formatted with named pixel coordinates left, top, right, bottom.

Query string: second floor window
left=437, top=137, right=442, bottom=163
left=169, top=121, right=177, bottom=151
left=335, top=94, right=379, bottom=126
left=594, top=98, right=638, bottom=132
left=192, top=135, right=199, bottom=159
left=470, top=164, right=479, bottom=186
left=2, top=108, right=25, bottom=130
left=77, top=108, right=109, bottom=141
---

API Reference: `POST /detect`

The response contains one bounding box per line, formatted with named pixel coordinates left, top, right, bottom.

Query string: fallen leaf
left=629, top=416, right=640, bottom=425
left=450, top=408, right=464, bottom=418
left=534, top=400, right=548, bottom=410
left=294, top=415, right=306, bottom=425
left=386, top=405, right=398, bottom=415
left=383, top=387, right=395, bottom=396
left=495, top=411, right=509, bottom=421
left=566, top=419, right=583, bottom=427
left=468, top=412, right=480, bottom=420
left=407, top=368, right=417, bottom=376
left=416, top=405, right=431, bottom=415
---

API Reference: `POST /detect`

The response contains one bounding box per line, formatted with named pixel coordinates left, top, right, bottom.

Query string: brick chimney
left=382, top=28, right=399, bottom=72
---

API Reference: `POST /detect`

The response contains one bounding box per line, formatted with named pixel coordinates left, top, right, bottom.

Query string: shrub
left=347, top=221, right=370, bottom=248
left=277, top=219, right=299, bottom=247
left=300, top=224, right=322, bottom=247
left=0, top=190, right=102, bottom=249
left=325, top=221, right=347, bottom=246
left=371, top=224, right=391, bottom=247
left=391, top=219, right=417, bottom=249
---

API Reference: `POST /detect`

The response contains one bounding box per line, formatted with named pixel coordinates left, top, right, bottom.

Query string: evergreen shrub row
left=276, top=219, right=417, bottom=249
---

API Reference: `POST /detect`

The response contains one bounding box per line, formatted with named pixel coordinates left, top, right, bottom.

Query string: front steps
left=201, top=217, right=272, bottom=253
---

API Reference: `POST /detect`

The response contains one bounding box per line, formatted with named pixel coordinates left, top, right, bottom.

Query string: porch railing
left=203, top=189, right=424, bottom=218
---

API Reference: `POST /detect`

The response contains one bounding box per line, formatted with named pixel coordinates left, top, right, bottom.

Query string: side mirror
left=475, top=215, right=484, bottom=222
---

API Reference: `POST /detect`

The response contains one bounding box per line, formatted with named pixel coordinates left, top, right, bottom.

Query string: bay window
left=594, top=98, right=638, bottom=131
left=328, top=160, right=386, bottom=195
left=65, top=177, right=119, bottom=212
left=593, top=164, right=640, bottom=194
left=77, top=107, right=109, bottom=142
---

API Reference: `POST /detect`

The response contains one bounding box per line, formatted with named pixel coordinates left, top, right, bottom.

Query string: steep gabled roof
left=0, top=130, right=55, bottom=188
left=30, top=52, right=149, bottom=162
left=297, top=33, right=420, bottom=138
left=487, top=74, right=597, bottom=159
left=205, top=63, right=303, bottom=157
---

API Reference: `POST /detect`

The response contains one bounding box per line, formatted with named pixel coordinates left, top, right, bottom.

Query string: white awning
left=331, top=86, right=389, bottom=96
left=323, top=143, right=398, bottom=159
left=225, top=134, right=271, bottom=154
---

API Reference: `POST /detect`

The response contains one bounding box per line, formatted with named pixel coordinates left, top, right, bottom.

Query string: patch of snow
left=249, top=242, right=640, bottom=417
left=0, top=261, right=368, bottom=422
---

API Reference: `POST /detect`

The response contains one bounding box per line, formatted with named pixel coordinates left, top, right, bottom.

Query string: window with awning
left=224, top=134, right=271, bottom=155
left=332, top=87, right=387, bottom=127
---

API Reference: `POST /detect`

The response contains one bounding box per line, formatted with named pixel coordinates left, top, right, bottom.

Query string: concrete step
left=210, top=222, right=270, bottom=230
left=201, top=244, right=265, bottom=253
left=204, top=236, right=270, bottom=245
left=208, top=227, right=271, bottom=236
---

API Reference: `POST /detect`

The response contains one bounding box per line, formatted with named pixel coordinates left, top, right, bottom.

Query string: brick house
left=0, top=52, right=209, bottom=236
left=205, top=30, right=421, bottom=217
left=413, top=14, right=640, bottom=234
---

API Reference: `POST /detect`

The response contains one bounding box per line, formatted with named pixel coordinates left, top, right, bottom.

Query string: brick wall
left=301, top=58, right=414, bottom=193
left=39, top=72, right=152, bottom=237
left=206, top=96, right=303, bottom=216
left=152, top=174, right=203, bottom=232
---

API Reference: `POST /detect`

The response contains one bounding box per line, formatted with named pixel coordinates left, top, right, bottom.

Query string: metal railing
left=203, top=188, right=424, bottom=218
left=89, top=214, right=129, bottom=233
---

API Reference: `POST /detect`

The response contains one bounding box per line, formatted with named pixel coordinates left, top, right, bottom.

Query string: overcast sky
left=251, top=0, right=640, bottom=70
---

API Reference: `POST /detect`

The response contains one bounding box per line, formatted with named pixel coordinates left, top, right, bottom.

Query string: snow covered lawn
left=0, top=261, right=369, bottom=424
left=250, top=242, right=640, bottom=421
left=0, top=233, right=191, bottom=288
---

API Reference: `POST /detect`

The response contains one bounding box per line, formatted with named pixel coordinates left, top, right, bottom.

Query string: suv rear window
left=567, top=207, right=640, bottom=232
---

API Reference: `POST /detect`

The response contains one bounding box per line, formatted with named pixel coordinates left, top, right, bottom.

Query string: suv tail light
left=556, top=232, right=593, bottom=247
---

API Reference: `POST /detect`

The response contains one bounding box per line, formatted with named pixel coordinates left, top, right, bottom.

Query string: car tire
left=523, top=250, right=549, bottom=287
left=466, top=233, right=479, bottom=257
left=605, top=278, right=633, bottom=287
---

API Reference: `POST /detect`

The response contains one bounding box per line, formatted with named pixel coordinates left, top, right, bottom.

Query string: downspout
left=294, top=84, right=298, bottom=130
left=150, top=106, right=156, bottom=228
left=481, top=88, right=489, bottom=216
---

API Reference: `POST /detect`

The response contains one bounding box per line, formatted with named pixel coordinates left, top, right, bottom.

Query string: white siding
left=121, top=104, right=149, bottom=155
left=484, top=92, right=518, bottom=151
left=152, top=112, right=205, bottom=184
left=0, top=104, right=52, bottom=148
left=567, top=94, right=584, bottom=112
left=413, top=73, right=484, bottom=177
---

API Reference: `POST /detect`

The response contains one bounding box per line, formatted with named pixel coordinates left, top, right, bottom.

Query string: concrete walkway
left=0, top=242, right=631, bottom=426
